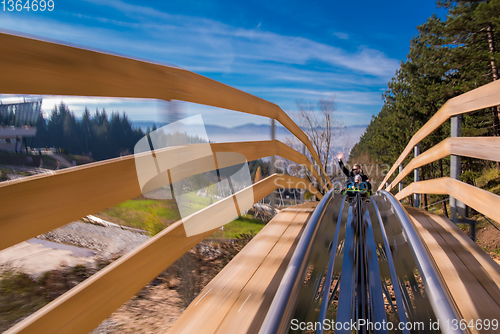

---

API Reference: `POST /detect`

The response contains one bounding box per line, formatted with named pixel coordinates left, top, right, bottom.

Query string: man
left=338, top=159, right=371, bottom=191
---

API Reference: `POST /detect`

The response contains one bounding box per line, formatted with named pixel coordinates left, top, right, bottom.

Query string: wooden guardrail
left=0, top=32, right=332, bottom=190
left=4, top=174, right=320, bottom=334
left=0, top=32, right=330, bottom=333
left=379, top=79, right=500, bottom=224
left=386, top=137, right=500, bottom=191
left=0, top=140, right=324, bottom=251
left=379, top=79, right=500, bottom=191
left=396, top=177, right=500, bottom=224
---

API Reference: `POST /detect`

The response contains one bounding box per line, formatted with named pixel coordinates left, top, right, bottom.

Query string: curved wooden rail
left=395, top=177, right=500, bottom=224
left=386, top=137, right=500, bottom=191
left=0, top=140, right=323, bottom=251
left=379, top=79, right=500, bottom=190
left=212, top=140, right=328, bottom=192
left=0, top=32, right=332, bottom=189
left=3, top=174, right=319, bottom=334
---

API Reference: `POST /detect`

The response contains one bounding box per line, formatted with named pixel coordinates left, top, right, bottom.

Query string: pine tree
left=351, top=1, right=500, bottom=184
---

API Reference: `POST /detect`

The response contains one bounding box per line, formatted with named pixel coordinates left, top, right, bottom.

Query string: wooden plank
left=387, top=137, right=500, bottom=191
left=406, top=208, right=500, bottom=334
left=0, top=139, right=321, bottom=250
left=0, top=32, right=331, bottom=188
left=165, top=211, right=302, bottom=333
left=379, top=80, right=500, bottom=190
left=0, top=155, right=141, bottom=251
left=395, top=178, right=500, bottom=225
left=408, top=208, right=498, bottom=333
left=424, top=211, right=500, bottom=297
left=166, top=209, right=314, bottom=334
left=281, top=208, right=315, bottom=212
left=215, top=212, right=310, bottom=334
left=447, top=136, right=500, bottom=162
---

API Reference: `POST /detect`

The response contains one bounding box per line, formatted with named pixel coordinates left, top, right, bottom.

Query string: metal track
left=260, top=191, right=465, bottom=334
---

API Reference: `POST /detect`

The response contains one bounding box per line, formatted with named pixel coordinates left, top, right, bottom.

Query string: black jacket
left=339, top=160, right=369, bottom=182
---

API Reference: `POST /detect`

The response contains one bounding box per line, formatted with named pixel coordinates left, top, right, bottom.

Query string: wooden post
left=398, top=164, right=403, bottom=193
left=414, top=144, right=420, bottom=208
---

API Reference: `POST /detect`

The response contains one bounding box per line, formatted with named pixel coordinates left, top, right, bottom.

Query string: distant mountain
left=131, top=121, right=367, bottom=146
left=132, top=121, right=167, bottom=131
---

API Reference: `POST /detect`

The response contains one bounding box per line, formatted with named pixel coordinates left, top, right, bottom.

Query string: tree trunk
left=442, top=200, right=449, bottom=218
left=487, top=22, right=500, bottom=170
left=439, top=159, right=449, bottom=218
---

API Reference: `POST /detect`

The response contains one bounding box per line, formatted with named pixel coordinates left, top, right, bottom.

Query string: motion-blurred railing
left=0, top=32, right=331, bottom=334
left=379, top=79, right=500, bottom=224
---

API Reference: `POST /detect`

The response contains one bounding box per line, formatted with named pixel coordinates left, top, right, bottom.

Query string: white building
left=0, top=100, right=41, bottom=152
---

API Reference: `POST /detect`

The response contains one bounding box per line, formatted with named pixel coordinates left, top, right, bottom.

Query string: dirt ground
left=461, top=222, right=500, bottom=265
left=476, top=225, right=500, bottom=251
left=476, top=225, right=500, bottom=265
left=90, top=241, right=247, bottom=334
left=91, top=285, right=184, bottom=334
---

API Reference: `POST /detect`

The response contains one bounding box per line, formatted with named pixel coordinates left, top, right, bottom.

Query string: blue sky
left=0, top=0, right=446, bottom=127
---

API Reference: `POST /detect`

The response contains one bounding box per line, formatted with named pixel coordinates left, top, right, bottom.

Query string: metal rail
left=316, top=196, right=345, bottom=334
left=258, top=189, right=334, bottom=334
left=379, top=190, right=464, bottom=334
left=371, top=199, right=409, bottom=333
left=260, top=191, right=465, bottom=334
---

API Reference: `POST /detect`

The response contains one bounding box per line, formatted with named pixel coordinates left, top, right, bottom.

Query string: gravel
left=37, top=221, right=150, bottom=259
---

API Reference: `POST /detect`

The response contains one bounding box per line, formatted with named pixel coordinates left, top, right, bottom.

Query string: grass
left=96, top=198, right=181, bottom=230
left=96, top=195, right=267, bottom=239
left=177, top=191, right=213, bottom=214
left=207, top=215, right=266, bottom=240
left=0, top=259, right=113, bottom=332
left=475, top=167, right=500, bottom=196
left=0, top=269, right=48, bottom=331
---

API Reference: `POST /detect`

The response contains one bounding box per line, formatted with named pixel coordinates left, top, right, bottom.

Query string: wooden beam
left=213, top=140, right=328, bottom=192
left=387, top=137, right=500, bottom=191
left=0, top=32, right=331, bottom=189
left=395, top=177, right=500, bottom=224
left=0, top=140, right=322, bottom=251
left=379, top=80, right=500, bottom=190
left=3, top=174, right=319, bottom=334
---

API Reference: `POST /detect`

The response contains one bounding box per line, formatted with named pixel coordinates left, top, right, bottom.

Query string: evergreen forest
left=350, top=0, right=500, bottom=189
left=31, top=104, right=144, bottom=161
